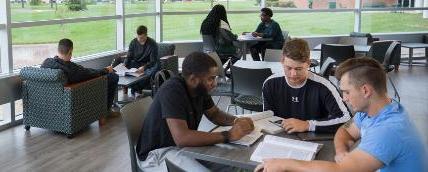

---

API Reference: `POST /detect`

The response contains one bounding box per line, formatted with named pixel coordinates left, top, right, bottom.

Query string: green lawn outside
left=9, top=2, right=428, bottom=59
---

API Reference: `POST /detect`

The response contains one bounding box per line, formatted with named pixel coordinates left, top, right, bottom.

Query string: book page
left=113, top=63, right=139, bottom=76
left=264, top=135, right=319, bottom=152
left=212, top=126, right=263, bottom=146
left=250, top=141, right=314, bottom=162
left=238, top=111, right=274, bottom=121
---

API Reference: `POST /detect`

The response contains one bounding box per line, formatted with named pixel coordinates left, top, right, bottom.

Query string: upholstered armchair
left=20, top=67, right=108, bottom=138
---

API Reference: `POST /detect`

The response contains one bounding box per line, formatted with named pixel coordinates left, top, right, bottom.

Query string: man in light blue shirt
left=255, top=57, right=427, bottom=172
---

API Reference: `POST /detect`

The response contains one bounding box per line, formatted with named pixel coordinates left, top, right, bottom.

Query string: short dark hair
left=335, top=57, right=387, bottom=94
left=136, top=25, right=147, bottom=35
left=58, top=38, right=73, bottom=55
left=282, top=38, right=310, bottom=63
left=182, top=52, right=217, bottom=78
left=261, top=7, right=273, bottom=17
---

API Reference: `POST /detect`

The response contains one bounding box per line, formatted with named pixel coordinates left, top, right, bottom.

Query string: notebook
left=113, top=63, right=144, bottom=77
left=250, top=135, right=323, bottom=162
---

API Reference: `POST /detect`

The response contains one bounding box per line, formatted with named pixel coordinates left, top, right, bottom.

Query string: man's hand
left=282, top=118, right=309, bottom=133
left=228, top=117, right=254, bottom=141
left=254, top=159, right=288, bottom=172
left=251, top=32, right=259, bottom=37
left=137, top=66, right=145, bottom=73
left=105, top=66, right=114, bottom=73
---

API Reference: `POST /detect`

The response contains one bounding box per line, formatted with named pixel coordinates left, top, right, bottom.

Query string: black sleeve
left=67, top=63, right=107, bottom=83
left=314, top=86, right=351, bottom=133
left=125, top=40, right=135, bottom=68
left=159, top=87, right=189, bottom=120
left=144, top=41, right=159, bottom=70
left=255, top=23, right=263, bottom=33
left=262, top=79, right=276, bottom=112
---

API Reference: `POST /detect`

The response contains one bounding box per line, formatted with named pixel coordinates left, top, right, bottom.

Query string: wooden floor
left=0, top=65, right=427, bottom=172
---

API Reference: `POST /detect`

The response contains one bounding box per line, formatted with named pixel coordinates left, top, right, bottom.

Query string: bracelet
left=221, top=131, right=230, bottom=143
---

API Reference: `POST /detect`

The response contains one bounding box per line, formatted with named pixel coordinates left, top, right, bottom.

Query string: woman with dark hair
left=200, top=4, right=239, bottom=66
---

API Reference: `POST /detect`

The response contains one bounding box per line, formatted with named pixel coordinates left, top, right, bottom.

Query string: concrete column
left=424, top=0, right=428, bottom=18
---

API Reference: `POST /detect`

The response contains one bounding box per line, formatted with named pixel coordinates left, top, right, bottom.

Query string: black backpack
left=151, top=69, right=175, bottom=97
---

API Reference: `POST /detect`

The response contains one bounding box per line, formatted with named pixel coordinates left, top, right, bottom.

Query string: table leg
left=409, top=48, right=413, bottom=67
left=242, top=42, right=247, bottom=60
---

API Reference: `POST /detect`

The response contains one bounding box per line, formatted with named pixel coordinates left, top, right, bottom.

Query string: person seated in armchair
left=41, top=38, right=119, bottom=121
left=121, top=25, right=159, bottom=95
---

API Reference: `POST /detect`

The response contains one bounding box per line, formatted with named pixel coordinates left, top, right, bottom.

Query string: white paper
left=250, top=135, right=321, bottom=162
left=113, top=63, right=142, bottom=77
left=238, top=111, right=284, bottom=134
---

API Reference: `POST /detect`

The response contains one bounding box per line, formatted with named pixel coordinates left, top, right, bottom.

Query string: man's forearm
left=206, top=107, right=236, bottom=126
left=334, top=128, right=355, bottom=153
left=282, top=159, right=341, bottom=172
left=174, top=130, right=225, bottom=147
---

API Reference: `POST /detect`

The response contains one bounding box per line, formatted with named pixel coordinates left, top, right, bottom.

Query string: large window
left=275, top=12, right=354, bottom=36
left=163, top=14, right=205, bottom=41
left=362, top=10, right=428, bottom=33
left=12, top=20, right=116, bottom=69
left=125, top=0, right=155, bottom=14
left=10, top=1, right=116, bottom=22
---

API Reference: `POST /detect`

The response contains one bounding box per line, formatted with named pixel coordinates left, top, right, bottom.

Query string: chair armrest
left=64, top=76, right=106, bottom=89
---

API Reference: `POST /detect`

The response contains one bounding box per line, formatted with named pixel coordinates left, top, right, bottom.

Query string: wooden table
left=181, top=132, right=335, bottom=170
left=237, top=36, right=272, bottom=60
left=401, top=43, right=428, bottom=66
left=313, top=44, right=371, bottom=53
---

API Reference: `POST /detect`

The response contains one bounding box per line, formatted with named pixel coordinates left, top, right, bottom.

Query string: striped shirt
left=262, top=72, right=351, bottom=133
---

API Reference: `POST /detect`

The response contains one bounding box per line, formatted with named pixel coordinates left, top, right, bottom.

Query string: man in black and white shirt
left=262, top=38, right=351, bottom=133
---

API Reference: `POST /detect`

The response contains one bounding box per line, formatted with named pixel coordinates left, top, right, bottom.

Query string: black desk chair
left=321, top=44, right=355, bottom=66
left=227, top=66, right=272, bottom=114
left=368, top=41, right=401, bottom=102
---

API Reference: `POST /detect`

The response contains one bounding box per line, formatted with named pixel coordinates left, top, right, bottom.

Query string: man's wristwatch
left=221, top=131, right=230, bottom=143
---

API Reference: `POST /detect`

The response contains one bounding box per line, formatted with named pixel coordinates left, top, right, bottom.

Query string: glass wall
left=10, top=1, right=116, bottom=22
left=274, top=12, right=354, bottom=36
left=362, top=10, right=428, bottom=33
left=125, top=0, right=156, bottom=14
left=163, top=14, right=205, bottom=41
left=12, top=20, right=116, bottom=69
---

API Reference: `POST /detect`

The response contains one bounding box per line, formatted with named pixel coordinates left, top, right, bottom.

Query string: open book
left=250, top=135, right=323, bottom=162
left=237, top=111, right=284, bottom=134
left=113, top=63, right=144, bottom=77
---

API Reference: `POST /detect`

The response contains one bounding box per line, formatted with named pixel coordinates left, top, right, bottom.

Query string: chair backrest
left=202, top=34, right=216, bottom=53
left=319, top=57, right=337, bottom=77
left=320, top=44, right=355, bottom=66
left=231, top=66, right=272, bottom=97
left=165, top=158, right=186, bottom=172
left=264, top=49, right=283, bottom=62
left=158, top=43, right=176, bottom=59
left=368, top=40, right=401, bottom=66
left=20, top=67, right=67, bottom=84
left=207, top=52, right=226, bottom=77
left=120, top=97, right=153, bottom=172
left=160, top=55, right=179, bottom=74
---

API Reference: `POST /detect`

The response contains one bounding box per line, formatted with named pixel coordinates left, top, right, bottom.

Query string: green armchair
left=20, top=67, right=108, bottom=138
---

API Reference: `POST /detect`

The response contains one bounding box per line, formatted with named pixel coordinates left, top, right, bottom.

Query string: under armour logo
left=292, top=97, right=299, bottom=103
